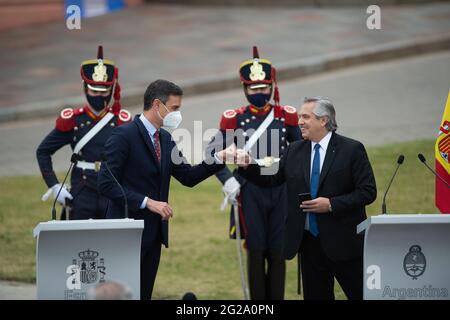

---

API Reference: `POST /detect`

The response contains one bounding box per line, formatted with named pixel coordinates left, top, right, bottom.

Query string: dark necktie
left=309, top=143, right=321, bottom=237
left=153, top=130, right=161, bottom=163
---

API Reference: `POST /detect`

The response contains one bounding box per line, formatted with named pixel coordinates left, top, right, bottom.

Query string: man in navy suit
left=98, top=79, right=228, bottom=300
left=236, top=97, right=377, bottom=300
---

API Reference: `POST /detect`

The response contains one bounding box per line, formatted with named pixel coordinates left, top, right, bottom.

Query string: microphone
left=51, top=153, right=80, bottom=220
left=182, top=292, right=197, bottom=300
left=382, top=155, right=404, bottom=214
left=418, top=153, right=450, bottom=188
left=101, top=153, right=128, bottom=219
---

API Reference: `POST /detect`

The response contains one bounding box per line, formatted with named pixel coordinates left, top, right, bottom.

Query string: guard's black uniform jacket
left=215, top=103, right=301, bottom=250
left=36, top=105, right=131, bottom=219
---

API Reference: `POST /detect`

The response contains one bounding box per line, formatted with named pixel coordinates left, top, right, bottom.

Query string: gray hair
left=303, top=96, right=338, bottom=132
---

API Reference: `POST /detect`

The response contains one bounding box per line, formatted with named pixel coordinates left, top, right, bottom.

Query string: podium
left=357, top=214, right=450, bottom=300
left=33, top=219, right=144, bottom=300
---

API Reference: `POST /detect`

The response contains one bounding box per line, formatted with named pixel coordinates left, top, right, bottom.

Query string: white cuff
left=140, top=196, right=148, bottom=209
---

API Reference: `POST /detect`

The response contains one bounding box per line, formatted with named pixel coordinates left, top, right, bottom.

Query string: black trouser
left=70, top=185, right=109, bottom=220
left=247, top=249, right=286, bottom=300
left=140, top=242, right=162, bottom=300
left=241, top=182, right=287, bottom=300
left=300, top=231, right=363, bottom=300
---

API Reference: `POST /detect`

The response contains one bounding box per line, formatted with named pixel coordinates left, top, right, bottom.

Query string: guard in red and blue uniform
left=215, top=47, right=301, bottom=300
left=36, top=46, right=131, bottom=220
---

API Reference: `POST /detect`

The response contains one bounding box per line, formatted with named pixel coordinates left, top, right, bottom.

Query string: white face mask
left=158, top=102, right=182, bottom=129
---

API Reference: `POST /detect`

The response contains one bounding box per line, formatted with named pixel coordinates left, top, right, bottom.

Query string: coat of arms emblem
left=438, top=120, right=450, bottom=164
left=78, top=249, right=100, bottom=284
left=403, top=245, right=426, bottom=280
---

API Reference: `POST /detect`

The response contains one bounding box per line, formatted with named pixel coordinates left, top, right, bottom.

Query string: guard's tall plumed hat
left=239, top=46, right=280, bottom=105
left=80, top=45, right=122, bottom=112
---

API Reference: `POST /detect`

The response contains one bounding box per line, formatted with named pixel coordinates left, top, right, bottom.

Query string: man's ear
left=320, top=116, right=329, bottom=128
left=152, top=99, right=160, bottom=110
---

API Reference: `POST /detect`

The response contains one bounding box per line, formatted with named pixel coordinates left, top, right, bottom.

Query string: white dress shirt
left=139, top=114, right=159, bottom=209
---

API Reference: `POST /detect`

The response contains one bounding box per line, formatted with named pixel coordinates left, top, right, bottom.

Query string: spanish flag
left=435, top=91, right=450, bottom=213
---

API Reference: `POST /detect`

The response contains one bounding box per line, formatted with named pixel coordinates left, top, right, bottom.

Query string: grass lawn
left=0, top=139, right=437, bottom=299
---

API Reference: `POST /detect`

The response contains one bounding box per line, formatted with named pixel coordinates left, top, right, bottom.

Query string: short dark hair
left=143, top=79, right=183, bottom=110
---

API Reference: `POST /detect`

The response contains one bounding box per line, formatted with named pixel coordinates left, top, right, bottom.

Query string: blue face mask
left=246, top=93, right=271, bottom=108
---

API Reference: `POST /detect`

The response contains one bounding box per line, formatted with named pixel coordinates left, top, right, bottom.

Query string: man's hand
left=235, top=149, right=251, bottom=168
left=146, top=198, right=173, bottom=220
left=300, top=197, right=331, bottom=213
left=216, top=144, right=237, bottom=164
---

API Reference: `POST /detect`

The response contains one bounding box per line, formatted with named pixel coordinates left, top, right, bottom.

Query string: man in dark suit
left=237, top=97, right=377, bottom=300
left=98, top=79, right=228, bottom=300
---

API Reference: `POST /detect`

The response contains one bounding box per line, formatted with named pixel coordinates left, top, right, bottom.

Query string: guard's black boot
left=247, top=250, right=266, bottom=300
left=266, top=249, right=286, bottom=300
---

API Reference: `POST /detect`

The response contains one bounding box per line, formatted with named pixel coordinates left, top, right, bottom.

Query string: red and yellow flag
left=435, top=91, right=450, bottom=213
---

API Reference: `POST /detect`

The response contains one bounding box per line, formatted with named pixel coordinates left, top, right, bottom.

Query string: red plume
left=272, top=67, right=280, bottom=106
left=253, top=46, right=259, bottom=59
left=97, top=45, right=103, bottom=59
left=273, top=87, right=280, bottom=106
left=114, top=82, right=120, bottom=101
left=111, top=67, right=121, bottom=114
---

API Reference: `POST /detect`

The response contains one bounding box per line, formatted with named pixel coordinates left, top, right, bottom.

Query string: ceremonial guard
left=36, top=46, right=131, bottom=220
left=215, top=47, right=301, bottom=300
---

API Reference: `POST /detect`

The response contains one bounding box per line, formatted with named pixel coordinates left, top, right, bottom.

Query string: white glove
left=41, top=183, right=73, bottom=205
left=220, top=177, right=240, bottom=211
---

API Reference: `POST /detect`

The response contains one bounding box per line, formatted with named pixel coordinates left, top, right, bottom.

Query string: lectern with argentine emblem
left=357, top=214, right=450, bottom=300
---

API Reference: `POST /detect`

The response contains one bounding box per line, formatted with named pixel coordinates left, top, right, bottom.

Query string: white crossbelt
left=243, top=108, right=274, bottom=153
left=76, top=160, right=101, bottom=171
left=242, top=108, right=280, bottom=167
left=73, top=112, right=114, bottom=154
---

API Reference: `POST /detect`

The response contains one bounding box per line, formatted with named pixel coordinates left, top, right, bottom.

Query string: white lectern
left=33, top=219, right=144, bottom=300
left=357, top=214, right=450, bottom=300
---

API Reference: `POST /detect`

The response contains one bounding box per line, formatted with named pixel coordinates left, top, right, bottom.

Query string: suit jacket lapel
left=159, top=129, right=170, bottom=180
left=319, top=132, right=337, bottom=188
left=303, top=140, right=312, bottom=190
left=134, top=117, right=161, bottom=171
